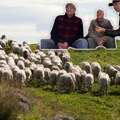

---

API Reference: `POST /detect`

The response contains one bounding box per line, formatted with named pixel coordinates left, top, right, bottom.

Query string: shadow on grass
left=109, top=90, right=120, bottom=96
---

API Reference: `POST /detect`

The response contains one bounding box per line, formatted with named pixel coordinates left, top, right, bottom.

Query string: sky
left=0, top=0, right=119, bottom=44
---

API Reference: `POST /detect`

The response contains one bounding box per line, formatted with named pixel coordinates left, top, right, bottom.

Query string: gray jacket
left=88, top=18, right=113, bottom=41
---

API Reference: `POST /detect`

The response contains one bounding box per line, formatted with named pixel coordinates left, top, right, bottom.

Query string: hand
left=57, top=42, right=69, bottom=49
left=96, top=37, right=104, bottom=46
left=95, top=26, right=105, bottom=33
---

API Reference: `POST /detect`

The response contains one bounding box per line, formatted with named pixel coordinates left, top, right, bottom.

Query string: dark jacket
left=50, top=13, right=84, bottom=46
left=105, top=14, right=120, bottom=37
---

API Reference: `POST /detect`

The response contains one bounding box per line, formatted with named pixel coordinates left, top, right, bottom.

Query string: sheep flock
left=0, top=36, right=120, bottom=95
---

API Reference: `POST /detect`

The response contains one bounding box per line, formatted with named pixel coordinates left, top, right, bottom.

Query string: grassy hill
left=8, top=41, right=120, bottom=119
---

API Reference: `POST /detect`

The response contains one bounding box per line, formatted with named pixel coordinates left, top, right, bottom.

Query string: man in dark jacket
left=41, top=3, right=88, bottom=49
left=96, top=0, right=120, bottom=37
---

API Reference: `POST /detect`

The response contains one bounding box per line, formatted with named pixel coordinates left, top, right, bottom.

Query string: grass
left=4, top=40, right=120, bottom=120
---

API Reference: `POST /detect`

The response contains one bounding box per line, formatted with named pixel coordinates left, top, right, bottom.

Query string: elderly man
left=40, top=3, right=88, bottom=49
left=87, top=9, right=115, bottom=49
left=96, top=0, right=120, bottom=38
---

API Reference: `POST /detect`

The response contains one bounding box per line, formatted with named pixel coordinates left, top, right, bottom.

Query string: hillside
left=16, top=40, right=120, bottom=120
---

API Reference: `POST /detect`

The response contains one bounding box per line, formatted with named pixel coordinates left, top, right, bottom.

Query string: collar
left=64, top=13, right=76, bottom=19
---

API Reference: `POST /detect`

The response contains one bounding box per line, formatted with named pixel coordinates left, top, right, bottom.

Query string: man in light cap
left=40, top=3, right=88, bottom=49
left=96, top=0, right=120, bottom=38
left=87, top=9, right=115, bottom=49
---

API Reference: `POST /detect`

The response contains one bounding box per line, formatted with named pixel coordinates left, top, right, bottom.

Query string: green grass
left=5, top=40, right=120, bottom=120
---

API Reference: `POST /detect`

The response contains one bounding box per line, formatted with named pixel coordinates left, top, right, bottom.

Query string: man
left=96, top=0, right=120, bottom=38
left=87, top=9, right=115, bottom=49
left=41, top=3, right=88, bottom=49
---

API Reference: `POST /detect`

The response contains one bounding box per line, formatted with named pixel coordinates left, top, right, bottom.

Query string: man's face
left=113, top=2, right=120, bottom=12
left=97, top=10, right=104, bottom=19
left=66, top=6, right=76, bottom=16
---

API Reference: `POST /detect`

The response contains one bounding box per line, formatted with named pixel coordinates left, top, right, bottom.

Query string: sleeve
left=78, top=19, right=84, bottom=38
left=88, top=21, right=98, bottom=41
left=106, top=20, right=113, bottom=29
left=105, top=28, right=120, bottom=37
left=50, top=16, right=60, bottom=45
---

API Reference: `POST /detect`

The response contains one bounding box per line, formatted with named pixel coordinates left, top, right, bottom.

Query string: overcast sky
left=0, top=0, right=119, bottom=44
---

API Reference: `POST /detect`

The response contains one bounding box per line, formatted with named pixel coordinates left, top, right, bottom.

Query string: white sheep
left=50, top=70, right=59, bottom=90
left=15, top=69, right=26, bottom=88
left=82, top=62, right=92, bottom=74
left=105, top=65, right=118, bottom=81
left=63, top=61, right=73, bottom=72
left=91, top=62, right=101, bottom=81
left=34, top=67, right=45, bottom=85
left=115, top=71, right=120, bottom=88
left=1, top=68, right=13, bottom=83
left=85, top=73, right=94, bottom=92
left=44, top=68, right=51, bottom=83
left=17, top=60, right=25, bottom=70
left=98, top=72, right=111, bottom=94
left=25, top=67, right=32, bottom=85
left=57, top=73, right=75, bottom=93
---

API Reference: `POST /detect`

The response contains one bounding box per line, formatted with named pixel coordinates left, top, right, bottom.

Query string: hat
left=108, top=0, right=120, bottom=6
left=66, top=3, right=76, bottom=10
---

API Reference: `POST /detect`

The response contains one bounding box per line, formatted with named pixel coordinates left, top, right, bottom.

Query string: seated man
left=40, top=3, right=88, bottom=49
left=87, top=9, right=115, bottom=49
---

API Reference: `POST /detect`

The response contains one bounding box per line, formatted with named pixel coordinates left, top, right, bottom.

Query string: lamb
left=50, top=70, right=59, bottom=90
left=57, top=73, right=76, bottom=93
left=98, top=72, right=111, bottom=94
left=8, top=53, right=18, bottom=64
left=82, top=62, right=92, bottom=74
left=91, top=62, right=101, bottom=81
left=24, top=59, right=31, bottom=67
left=6, top=56, right=16, bottom=69
left=51, top=65, right=60, bottom=71
left=115, top=71, right=120, bottom=88
left=85, top=73, right=94, bottom=92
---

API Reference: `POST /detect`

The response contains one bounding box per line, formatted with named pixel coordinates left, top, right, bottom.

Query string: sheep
left=8, top=53, right=18, bottom=64
left=57, top=70, right=67, bottom=82
left=63, top=61, right=73, bottom=72
left=82, top=62, right=92, bottom=74
left=91, top=62, right=101, bottom=81
left=85, top=74, right=94, bottom=92
left=50, top=70, right=59, bottom=90
left=61, top=51, right=70, bottom=63
left=11, top=41, right=21, bottom=54
left=115, top=71, right=120, bottom=88
left=1, top=68, right=13, bottom=84
left=105, top=65, right=118, bottom=82
left=34, top=67, right=45, bottom=85
left=0, top=54, right=6, bottom=60
left=17, top=60, right=25, bottom=70
left=51, top=65, right=60, bottom=71
left=114, top=65, right=120, bottom=71
left=57, top=73, right=76, bottom=93
left=6, top=56, right=16, bottom=69
left=15, top=69, right=26, bottom=88
left=44, top=68, right=51, bottom=83
left=42, top=57, right=52, bottom=68
left=79, top=70, right=87, bottom=91
left=25, top=67, right=32, bottom=85
left=24, top=59, right=31, bottom=67
left=98, top=72, right=111, bottom=94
